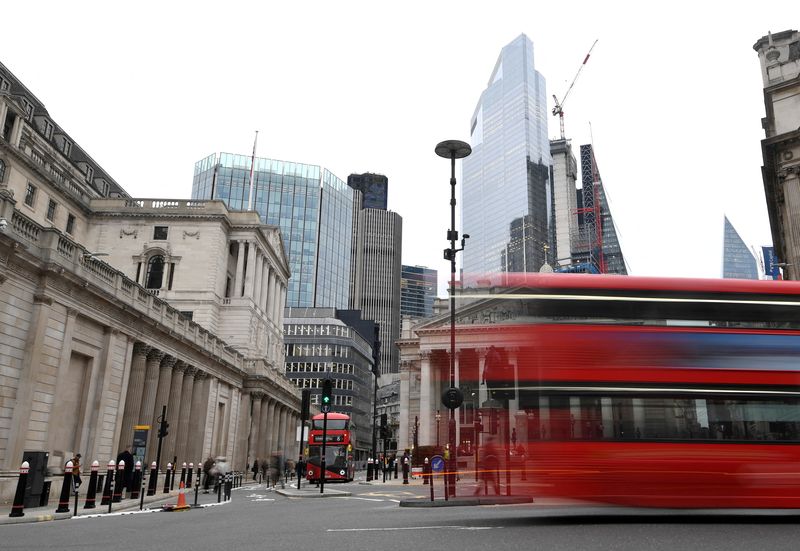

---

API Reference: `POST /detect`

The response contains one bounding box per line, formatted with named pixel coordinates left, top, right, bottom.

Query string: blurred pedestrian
left=202, top=455, right=215, bottom=493
left=251, top=459, right=259, bottom=481
left=116, top=446, right=134, bottom=494
left=70, top=454, right=82, bottom=487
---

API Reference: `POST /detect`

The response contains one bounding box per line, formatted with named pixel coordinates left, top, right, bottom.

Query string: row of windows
left=285, top=324, right=351, bottom=338
left=309, top=394, right=352, bottom=406
left=285, top=362, right=355, bottom=375
left=24, top=182, right=76, bottom=234
left=285, top=343, right=350, bottom=358
left=292, top=377, right=354, bottom=391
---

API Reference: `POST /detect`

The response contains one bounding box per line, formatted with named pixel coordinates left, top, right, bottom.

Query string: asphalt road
left=6, top=479, right=800, bottom=551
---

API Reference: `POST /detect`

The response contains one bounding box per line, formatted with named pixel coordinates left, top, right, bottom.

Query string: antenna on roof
left=247, top=130, right=259, bottom=211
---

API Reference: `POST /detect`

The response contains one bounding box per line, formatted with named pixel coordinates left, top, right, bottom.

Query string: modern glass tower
left=400, top=265, right=437, bottom=319
left=192, top=153, right=354, bottom=308
left=723, top=216, right=758, bottom=279
left=462, top=34, right=554, bottom=284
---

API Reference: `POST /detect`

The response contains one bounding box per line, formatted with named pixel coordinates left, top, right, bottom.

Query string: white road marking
left=72, top=509, right=160, bottom=520
left=252, top=498, right=275, bottom=502
left=327, top=526, right=494, bottom=532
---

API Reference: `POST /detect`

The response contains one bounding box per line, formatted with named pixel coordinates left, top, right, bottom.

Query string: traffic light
left=380, top=413, right=387, bottom=429
left=158, top=418, right=169, bottom=439
left=301, top=389, right=311, bottom=420
left=321, top=378, right=333, bottom=412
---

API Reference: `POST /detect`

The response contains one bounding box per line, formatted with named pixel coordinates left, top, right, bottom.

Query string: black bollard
left=196, top=463, right=201, bottom=485
left=163, top=463, right=172, bottom=494
left=186, top=462, right=194, bottom=488
left=107, top=460, right=116, bottom=514
left=9, top=460, right=29, bottom=517
left=139, top=469, right=147, bottom=511
left=112, top=460, right=125, bottom=502
left=130, top=461, right=142, bottom=500
left=146, top=461, right=157, bottom=496
left=180, top=463, right=187, bottom=488
left=193, top=477, right=200, bottom=507
left=100, top=461, right=114, bottom=506
left=96, top=473, right=105, bottom=497
left=217, top=474, right=222, bottom=503
left=423, top=458, right=429, bottom=485
left=83, top=461, right=99, bottom=509
left=55, top=460, right=74, bottom=513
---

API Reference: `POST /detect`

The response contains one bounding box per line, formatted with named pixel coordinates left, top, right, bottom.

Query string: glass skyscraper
left=192, top=153, right=354, bottom=308
left=400, top=265, right=437, bottom=319
left=723, top=216, right=758, bottom=280
left=462, top=34, right=554, bottom=284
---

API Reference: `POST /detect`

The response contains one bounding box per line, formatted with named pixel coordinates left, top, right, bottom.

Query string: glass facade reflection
left=462, top=34, right=554, bottom=285
left=400, top=265, right=437, bottom=319
left=192, top=153, right=354, bottom=307
left=723, top=216, right=758, bottom=279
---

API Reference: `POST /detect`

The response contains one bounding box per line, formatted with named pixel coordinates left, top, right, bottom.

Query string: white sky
left=2, top=1, right=792, bottom=295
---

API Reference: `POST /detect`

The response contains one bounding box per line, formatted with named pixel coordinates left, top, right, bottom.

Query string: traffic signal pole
left=155, top=405, right=168, bottom=482
left=320, top=378, right=332, bottom=494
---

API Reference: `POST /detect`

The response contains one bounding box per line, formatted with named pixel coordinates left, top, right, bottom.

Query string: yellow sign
left=134, top=425, right=151, bottom=430
left=347, top=444, right=352, bottom=452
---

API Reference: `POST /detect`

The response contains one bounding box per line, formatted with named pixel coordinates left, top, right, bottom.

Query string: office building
left=400, top=265, right=437, bottom=319
left=723, top=216, right=759, bottom=279
left=192, top=154, right=354, bottom=308
left=462, top=34, right=555, bottom=284
left=347, top=172, right=388, bottom=210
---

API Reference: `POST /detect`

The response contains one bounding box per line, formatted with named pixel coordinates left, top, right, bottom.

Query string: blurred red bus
left=306, top=412, right=355, bottom=483
left=466, top=273, right=800, bottom=508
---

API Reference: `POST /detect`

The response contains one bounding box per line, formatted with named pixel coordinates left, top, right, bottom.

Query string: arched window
left=145, top=255, right=165, bottom=289
left=0, top=159, right=5, bottom=183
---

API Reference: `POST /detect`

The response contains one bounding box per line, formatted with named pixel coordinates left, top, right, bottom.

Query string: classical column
left=248, top=392, right=264, bottom=462
left=277, top=407, right=288, bottom=454
left=244, top=241, right=257, bottom=298
left=146, top=355, right=176, bottom=465
left=234, top=390, right=253, bottom=471
left=188, top=371, right=209, bottom=461
left=278, top=283, right=286, bottom=326
left=253, top=252, right=263, bottom=308
left=162, top=360, right=187, bottom=464
left=234, top=240, right=245, bottom=297
left=287, top=412, right=297, bottom=457
left=257, top=396, right=270, bottom=459
left=272, top=278, right=281, bottom=321
left=477, top=348, right=489, bottom=405
left=118, top=343, right=151, bottom=450
left=139, top=349, right=165, bottom=429
left=174, top=367, right=196, bottom=463
left=264, top=400, right=278, bottom=456
left=265, top=269, right=275, bottom=317
left=419, top=351, right=432, bottom=445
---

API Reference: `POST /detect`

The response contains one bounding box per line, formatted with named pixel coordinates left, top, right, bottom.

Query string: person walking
left=70, top=454, right=83, bottom=488
left=251, top=459, right=260, bottom=481
left=116, top=446, right=134, bottom=495
left=202, top=455, right=215, bottom=493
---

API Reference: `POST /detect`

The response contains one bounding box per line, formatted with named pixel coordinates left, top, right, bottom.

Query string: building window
left=153, top=226, right=168, bottom=240
left=179, top=311, right=194, bottom=321
left=62, top=140, right=71, bottom=156
left=46, top=199, right=57, bottom=221
left=24, top=183, right=36, bottom=207
left=43, top=120, right=54, bottom=140
left=145, top=255, right=165, bottom=289
left=65, top=213, right=76, bottom=234
left=84, top=166, right=94, bottom=184
left=0, top=159, right=5, bottom=183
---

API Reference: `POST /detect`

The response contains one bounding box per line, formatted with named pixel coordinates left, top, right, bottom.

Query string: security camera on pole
left=435, top=139, right=472, bottom=498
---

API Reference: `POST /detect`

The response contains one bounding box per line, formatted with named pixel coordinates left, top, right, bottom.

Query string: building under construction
left=564, top=144, right=627, bottom=275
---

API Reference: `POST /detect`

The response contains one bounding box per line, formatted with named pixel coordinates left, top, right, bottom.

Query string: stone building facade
left=0, top=61, right=299, bottom=500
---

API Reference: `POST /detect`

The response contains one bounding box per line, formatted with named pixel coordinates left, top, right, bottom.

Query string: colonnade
left=233, top=240, right=286, bottom=325
left=241, top=390, right=301, bottom=466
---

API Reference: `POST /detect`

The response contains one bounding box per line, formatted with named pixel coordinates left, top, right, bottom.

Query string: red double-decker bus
left=306, top=412, right=355, bottom=483
left=462, top=273, right=800, bottom=508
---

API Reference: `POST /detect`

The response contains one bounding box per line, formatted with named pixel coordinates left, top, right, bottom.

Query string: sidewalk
left=0, top=480, right=259, bottom=526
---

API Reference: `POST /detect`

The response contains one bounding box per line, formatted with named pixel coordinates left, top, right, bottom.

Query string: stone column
left=260, top=264, right=270, bottom=311
left=279, top=283, right=286, bottom=326
left=253, top=252, right=263, bottom=308
left=244, top=241, right=257, bottom=298
left=419, top=351, right=432, bottom=445
left=147, top=355, right=176, bottom=465
left=287, top=412, right=297, bottom=458
left=277, top=406, right=288, bottom=455
left=257, top=396, right=270, bottom=459
left=272, top=278, right=280, bottom=321
left=264, top=400, right=278, bottom=456
left=248, top=392, right=264, bottom=463
left=188, top=371, right=209, bottom=462
left=162, top=360, right=187, bottom=464
left=265, top=269, right=275, bottom=317
left=174, top=367, right=196, bottom=464
left=234, top=390, right=253, bottom=471
left=234, top=240, right=245, bottom=297
left=118, top=343, right=151, bottom=450
left=139, top=349, right=165, bottom=431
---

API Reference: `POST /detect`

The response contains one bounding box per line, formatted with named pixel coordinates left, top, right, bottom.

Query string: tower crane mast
left=552, top=39, right=598, bottom=140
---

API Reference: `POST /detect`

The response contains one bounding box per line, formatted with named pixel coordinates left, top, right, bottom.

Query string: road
left=5, top=478, right=800, bottom=550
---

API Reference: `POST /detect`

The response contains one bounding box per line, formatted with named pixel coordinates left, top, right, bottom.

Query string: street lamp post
left=435, top=411, right=441, bottom=449
left=435, top=139, right=472, bottom=498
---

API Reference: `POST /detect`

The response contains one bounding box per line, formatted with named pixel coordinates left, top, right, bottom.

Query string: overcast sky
left=2, top=2, right=792, bottom=295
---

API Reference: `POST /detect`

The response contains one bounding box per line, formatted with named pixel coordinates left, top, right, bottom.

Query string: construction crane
left=552, top=39, right=598, bottom=140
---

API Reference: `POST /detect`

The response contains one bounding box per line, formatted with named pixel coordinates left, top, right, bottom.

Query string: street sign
left=430, top=455, right=445, bottom=473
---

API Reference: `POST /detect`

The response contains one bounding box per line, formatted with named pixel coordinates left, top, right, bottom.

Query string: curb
left=0, top=512, right=72, bottom=526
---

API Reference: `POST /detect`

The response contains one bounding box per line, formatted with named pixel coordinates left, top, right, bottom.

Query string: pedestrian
left=202, top=455, right=215, bottom=493
left=214, top=456, right=229, bottom=493
left=251, top=459, right=259, bottom=481
left=295, top=457, right=305, bottom=482
left=260, top=458, right=268, bottom=482
left=70, top=454, right=82, bottom=487
left=116, top=446, right=134, bottom=494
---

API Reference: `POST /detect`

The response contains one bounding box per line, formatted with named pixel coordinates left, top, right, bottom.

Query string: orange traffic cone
left=175, top=481, right=190, bottom=510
